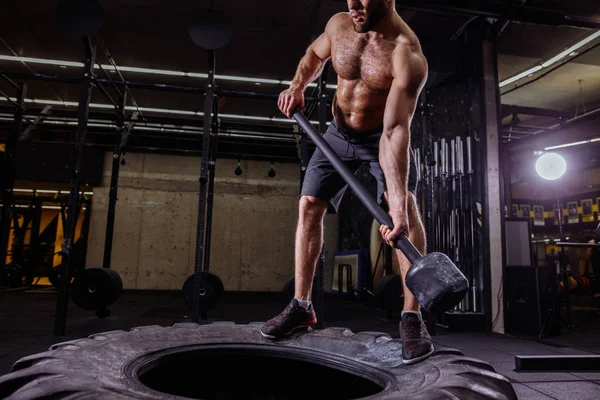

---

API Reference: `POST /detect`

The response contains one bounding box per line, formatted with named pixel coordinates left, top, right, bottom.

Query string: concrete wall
left=86, top=152, right=339, bottom=291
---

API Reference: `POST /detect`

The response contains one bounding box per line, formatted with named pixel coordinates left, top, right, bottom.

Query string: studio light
left=535, top=152, right=566, bottom=181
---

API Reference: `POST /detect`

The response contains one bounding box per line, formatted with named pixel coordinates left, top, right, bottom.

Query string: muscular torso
left=330, top=17, right=399, bottom=133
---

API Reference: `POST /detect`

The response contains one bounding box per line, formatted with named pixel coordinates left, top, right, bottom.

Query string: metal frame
left=0, top=70, right=320, bottom=102
left=202, top=80, right=220, bottom=297
left=25, top=196, right=43, bottom=286
left=392, top=0, right=600, bottom=30
left=191, top=50, right=216, bottom=322
left=0, top=70, right=323, bottom=161
left=54, top=37, right=96, bottom=336
left=102, top=95, right=138, bottom=271
left=103, top=94, right=126, bottom=270
left=0, top=83, right=25, bottom=277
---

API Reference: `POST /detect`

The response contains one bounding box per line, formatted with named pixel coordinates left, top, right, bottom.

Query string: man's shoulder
left=325, top=12, right=351, bottom=33
left=390, top=34, right=428, bottom=86
left=392, top=36, right=426, bottom=68
left=329, top=12, right=351, bottom=24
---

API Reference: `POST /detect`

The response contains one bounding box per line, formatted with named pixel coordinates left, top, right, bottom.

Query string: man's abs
left=332, top=79, right=390, bottom=134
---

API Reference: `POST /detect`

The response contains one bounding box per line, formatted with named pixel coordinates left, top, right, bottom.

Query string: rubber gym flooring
left=1, top=288, right=599, bottom=400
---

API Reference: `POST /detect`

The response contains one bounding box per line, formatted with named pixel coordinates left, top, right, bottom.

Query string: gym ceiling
left=0, top=0, right=599, bottom=183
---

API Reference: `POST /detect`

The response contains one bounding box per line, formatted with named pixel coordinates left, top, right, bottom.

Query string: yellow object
left=32, top=277, right=52, bottom=286
left=567, top=276, right=577, bottom=292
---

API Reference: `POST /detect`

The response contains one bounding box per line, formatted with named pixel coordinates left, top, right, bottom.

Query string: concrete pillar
left=481, top=27, right=506, bottom=334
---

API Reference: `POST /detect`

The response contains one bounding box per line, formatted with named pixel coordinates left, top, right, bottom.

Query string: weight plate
left=188, top=10, right=232, bottom=50
left=374, top=274, right=404, bottom=312
left=0, top=264, right=23, bottom=288
left=56, top=0, right=104, bottom=37
left=49, top=265, right=65, bottom=289
left=183, top=272, right=224, bottom=310
left=72, top=268, right=123, bottom=311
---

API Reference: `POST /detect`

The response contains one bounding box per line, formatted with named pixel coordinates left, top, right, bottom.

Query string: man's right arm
left=279, top=14, right=341, bottom=117
left=289, top=32, right=331, bottom=92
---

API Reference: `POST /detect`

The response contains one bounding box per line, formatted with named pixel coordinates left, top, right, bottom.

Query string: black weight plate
left=0, top=152, right=15, bottom=191
left=374, top=274, right=404, bottom=312
left=49, top=265, right=65, bottom=289
left=56, top=0, right=103, bottom=37
left=183, top=272, right=224, bottom=309
left=0, top=264, right=23, bottom=288
left=72, top=268, right=123, bottom=311
left=188, top=10, right=232, bottom=50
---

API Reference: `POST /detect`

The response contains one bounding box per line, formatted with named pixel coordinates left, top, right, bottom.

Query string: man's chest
left=331, top=34, right=395, bottom=91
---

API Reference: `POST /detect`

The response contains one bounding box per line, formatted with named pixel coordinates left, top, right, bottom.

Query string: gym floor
left=1, top=288, right=599, bottom=400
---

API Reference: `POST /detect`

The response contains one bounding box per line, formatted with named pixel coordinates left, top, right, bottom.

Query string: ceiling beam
left=391, top=0, right=600, bottom=30
left=505, top=107, right=600, bottom=153
left=501, top=104, right=571, bottom=119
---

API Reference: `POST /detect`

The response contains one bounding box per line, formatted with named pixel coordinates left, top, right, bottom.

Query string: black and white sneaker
left=399, top=312, right=435, bottom=364
left=261, top=299, right=317, bottom=339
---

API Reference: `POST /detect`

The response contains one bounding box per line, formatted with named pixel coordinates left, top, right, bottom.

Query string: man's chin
left=353, top=23, right=368, bottom=33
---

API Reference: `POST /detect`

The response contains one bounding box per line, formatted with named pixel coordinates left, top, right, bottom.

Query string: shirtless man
left=261, top=0, right=433, bottom=364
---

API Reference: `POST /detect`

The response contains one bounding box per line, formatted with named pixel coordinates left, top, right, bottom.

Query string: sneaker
left=260, top=299, right=317, bottom=339
left=399, top=312, right=434, bottom=364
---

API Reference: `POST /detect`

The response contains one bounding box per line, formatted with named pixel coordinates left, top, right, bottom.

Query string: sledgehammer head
left=405, top=252, right=469, bottom=314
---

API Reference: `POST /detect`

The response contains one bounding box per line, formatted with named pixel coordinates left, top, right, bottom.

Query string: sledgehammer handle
left=291, top=108, right=423, bottom=263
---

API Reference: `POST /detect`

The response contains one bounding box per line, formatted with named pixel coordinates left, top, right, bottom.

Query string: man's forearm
left=379, top=127, right=411, bottom=211
left=289, top=48, right=327, bottom=92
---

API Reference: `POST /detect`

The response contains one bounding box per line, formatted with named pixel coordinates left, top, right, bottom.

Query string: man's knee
left=299, top=196, right=328, bottom=223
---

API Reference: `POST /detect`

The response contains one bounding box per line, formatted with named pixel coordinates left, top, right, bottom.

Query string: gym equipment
left=52, top=35, right=98, bottom=336
left=505, top=265, right=560, bottom=337
left=0, top=322, right=517, bottom=399
left=0, top=151, right=16, bottom=191
left=186, top=45, right=227, bottom=322
left=49, top=264, right=66, bottom=289
left=538, top=241, right=600, bottom=340
left=557, top=276, right=578, bottom=295
left=291, top=109, right=469, bottom=314
left=56, top=0, right=104, bottom=37
left=71, top=268, right=123, bottom=312
left=334, top=264, right=353, bottom=296
left=188, top=10, right=233, bottom=50
left=331, top=250, right=369, bottom=298
left=465, top=136, right=478, bottom=312
left=183, top=271, right=224, bottom=310
left=374, top=274, right=404, bottom=313
left=0, top=263, right=23, bottom=288
left=516, top=355, right=600, bottom=371
left=578, top=276, right=590, bottom=290
left=416, top=133, right=483, bottom=318
left=103, top=102, right=137, bottom=272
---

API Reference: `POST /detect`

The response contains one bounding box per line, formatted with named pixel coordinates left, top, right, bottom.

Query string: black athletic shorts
left=300, top=119, right=418, bottom=214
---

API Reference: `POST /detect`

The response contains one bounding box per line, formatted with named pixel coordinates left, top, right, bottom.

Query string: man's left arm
left=379, top=45, right=427, bottom=239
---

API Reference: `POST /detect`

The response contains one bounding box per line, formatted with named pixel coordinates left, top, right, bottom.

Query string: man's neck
left=366, top=10, right=401, bottom=39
